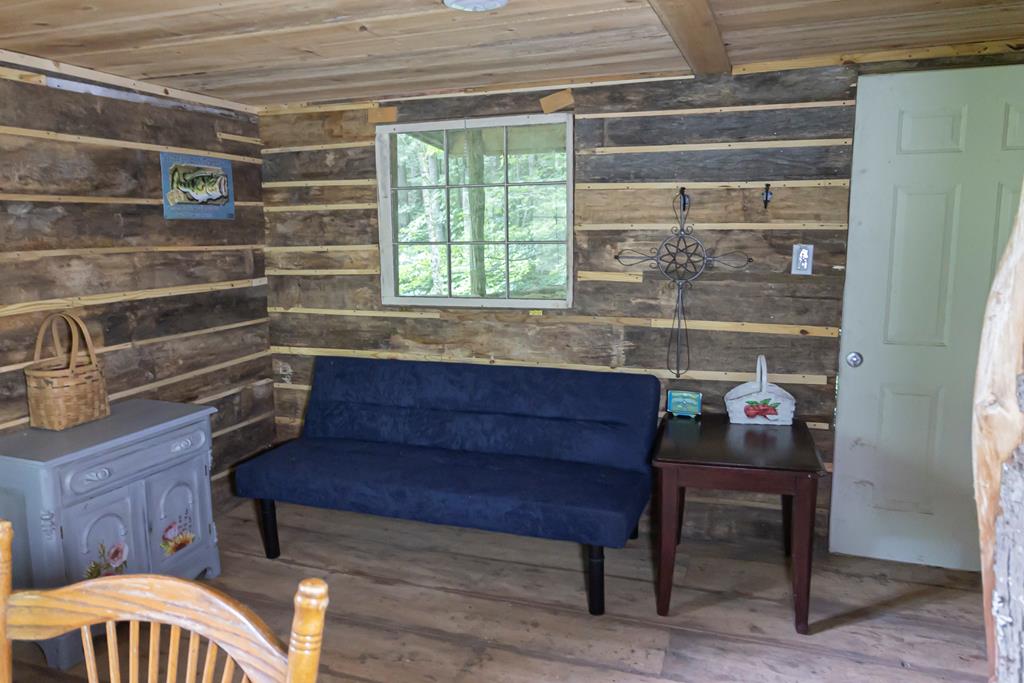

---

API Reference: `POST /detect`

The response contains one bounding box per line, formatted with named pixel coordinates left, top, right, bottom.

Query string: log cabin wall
left=262, top=66, right=857, bottom=541
left=0, top=75, right=272, bottom=510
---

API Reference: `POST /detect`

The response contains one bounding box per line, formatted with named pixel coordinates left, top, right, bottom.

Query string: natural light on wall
left=375, top=113, right=573, bottom=308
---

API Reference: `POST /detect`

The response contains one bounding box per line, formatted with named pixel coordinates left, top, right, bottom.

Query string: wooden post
left=0, top=521, right=12, bottom=683
left=972, top=179, right=1024, bottom=681
left=285, top=578, right=329, bottom=683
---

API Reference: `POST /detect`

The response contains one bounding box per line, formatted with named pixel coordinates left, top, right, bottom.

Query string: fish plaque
left=160, top=152, right=235, bottom=220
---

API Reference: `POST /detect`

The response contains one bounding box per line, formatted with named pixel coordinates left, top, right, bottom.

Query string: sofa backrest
left=302, top=357, right=662, bottom=473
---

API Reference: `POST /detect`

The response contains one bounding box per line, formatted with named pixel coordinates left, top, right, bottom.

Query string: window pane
left=449, top=186, right=505, bottom=242
left=508, top=124, right=567, bottom=182
left=397, top=244, right=449, bottom=296
left=448, top=128, right=504, bottom=185
left=394, top=132, right=445, bottom=187
left=396, top=188, right=447, bottom=243
left=508, top=185, right=567, bottom=241
left=451, top=244, right=507, bottom=298
left=508, top=244, right=568, bottom=300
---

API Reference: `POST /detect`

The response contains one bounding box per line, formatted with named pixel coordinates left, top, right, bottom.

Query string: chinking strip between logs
left=0, top=193, right=262, bottom=207
left=265, top=306, right=839, bottom=338
left=0, top=278, right=269, bottom=318
left=0, top=125, right=262, bottom=164
left=268, top=345, right=831, bottom=386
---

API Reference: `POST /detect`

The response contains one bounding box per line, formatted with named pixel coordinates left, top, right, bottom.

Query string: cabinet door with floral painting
left=62, top=482, right=150, bottom=581
left=146, top=455, right=209, bottom=571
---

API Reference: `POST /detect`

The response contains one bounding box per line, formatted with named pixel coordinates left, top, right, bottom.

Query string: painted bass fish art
left=160, top=152, right=235, bottom=220
left=166, top=164, right=230, bottom=206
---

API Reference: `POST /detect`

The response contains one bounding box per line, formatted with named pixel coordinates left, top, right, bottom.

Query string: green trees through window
left=385, top=117, right=571, bottom=304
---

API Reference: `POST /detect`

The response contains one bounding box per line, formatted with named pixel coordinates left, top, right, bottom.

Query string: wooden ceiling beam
left=647, top=0, right=732, bottom=75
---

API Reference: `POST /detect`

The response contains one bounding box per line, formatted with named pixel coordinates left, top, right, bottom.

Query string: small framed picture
left=160, top=152, right=235, bottom=220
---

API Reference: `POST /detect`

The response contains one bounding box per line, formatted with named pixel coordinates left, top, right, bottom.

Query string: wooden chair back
left=0, top=520, right=327, bottom=683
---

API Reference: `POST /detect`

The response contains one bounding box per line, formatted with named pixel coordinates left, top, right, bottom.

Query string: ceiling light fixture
left=443, top=0, right=507, bottom=11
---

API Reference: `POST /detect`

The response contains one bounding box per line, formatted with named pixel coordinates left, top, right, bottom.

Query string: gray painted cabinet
left=0, top=399, right=220, bottom=669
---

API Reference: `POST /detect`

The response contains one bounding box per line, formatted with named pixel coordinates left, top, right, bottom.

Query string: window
left=375, top=114, right=573, bottom=308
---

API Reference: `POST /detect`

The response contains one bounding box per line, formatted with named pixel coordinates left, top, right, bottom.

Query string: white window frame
left=375, top=113, right=574, bottom=309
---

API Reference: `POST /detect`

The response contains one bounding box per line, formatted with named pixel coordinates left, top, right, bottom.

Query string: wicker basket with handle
left=24, top=312, right=110, bottom=431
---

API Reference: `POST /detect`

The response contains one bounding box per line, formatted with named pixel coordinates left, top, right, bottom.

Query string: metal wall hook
left=762, top=183, right=773, bottom=209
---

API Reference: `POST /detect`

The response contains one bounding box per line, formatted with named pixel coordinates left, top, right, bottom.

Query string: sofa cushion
left=302, top=357, right=662, bottom=473
left=235, top=437, right=651, bottom=548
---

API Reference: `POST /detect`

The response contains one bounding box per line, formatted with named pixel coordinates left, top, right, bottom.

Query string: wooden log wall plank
left=574, top=278, right=843, bottom=326
left=258, top=110, right=376, bottom=149
left=0, top=136, right=263, bottom=201
left=265, top=210, right=379, bottom=248
left=0, top=203, right=265, bottom=250
left=576, top=145, right=853, bottom=182
left=575, top=185, right=849, bottom=226
left=0, top=286, right=268, bottom=367
left=575, top=228, right=847, bottom=277
left=261, top=146, right=377, bottom=183
left=269, top=344, right=828, bottom=385
left=571, top=66, right=858, bottom=113
left=260, top=68, right=854, bottom=542
left=0, top=80, right=259, bottom=157
left=1, top=249, right=262, bottom=306
left=211, top=414, right=275, bottom=474
left=0, top=324, right=269, bottom=425
left=265, top=249, right=379, bottom=272
left=575, top=105, right=855, bottom=149
left=269, top=312, right=838, bottom=375
left=262, top=185, right=378, bottom=206
left=0, top=74, right=270, bottom=507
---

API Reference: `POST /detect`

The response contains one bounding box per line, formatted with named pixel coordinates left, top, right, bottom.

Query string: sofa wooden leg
left=257, top=499, right=281, bottom=559
left=585, top=545, right=605, bottom=615
left=630, top=524, right=640, bottom=540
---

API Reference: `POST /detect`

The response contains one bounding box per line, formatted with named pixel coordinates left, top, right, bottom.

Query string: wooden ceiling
left=0, top=0, right=1022, bottom=107
left=0, top=0, right=684, bottom=104
left=715, top=0, right=1024, bottom=66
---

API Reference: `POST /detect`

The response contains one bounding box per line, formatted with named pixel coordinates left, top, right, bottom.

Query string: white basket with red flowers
left=724, top=355, right=795, bottom=426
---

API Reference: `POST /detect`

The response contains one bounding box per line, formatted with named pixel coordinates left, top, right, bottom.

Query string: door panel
left=63, top=482, right=149, bottom=581
left=883, top=185, right=960, bottom=346
left=832, top=65, right=1024, bottom=569
left=146, top=455, right=208, bottom=572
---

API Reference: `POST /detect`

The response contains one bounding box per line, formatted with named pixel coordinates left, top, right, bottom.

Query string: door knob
left=846, top=351, right=864, bottom=368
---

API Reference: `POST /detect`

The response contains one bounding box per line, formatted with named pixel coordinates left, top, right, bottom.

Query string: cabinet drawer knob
left=84, top=467, right=112, bottom=483
left=170, top=438, right=194, bottom=452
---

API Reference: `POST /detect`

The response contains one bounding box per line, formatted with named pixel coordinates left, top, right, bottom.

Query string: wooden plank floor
left=13, top=502, right=986, bottom=682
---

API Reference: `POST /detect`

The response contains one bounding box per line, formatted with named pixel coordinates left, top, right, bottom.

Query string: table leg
left=676, top=487, right=686, bottom=545
left=657, top=468, right=680, bottom=616
left=791, top=476, right=817, bottom=634
left=782, top=494, right=793, bottom=557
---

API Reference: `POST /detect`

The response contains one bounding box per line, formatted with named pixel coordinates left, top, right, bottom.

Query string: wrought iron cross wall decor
left=615, top=188, right=752, bottom=377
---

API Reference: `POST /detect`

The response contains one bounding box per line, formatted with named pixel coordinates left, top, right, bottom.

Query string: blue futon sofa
left=236, top=356, right=661, bottom=614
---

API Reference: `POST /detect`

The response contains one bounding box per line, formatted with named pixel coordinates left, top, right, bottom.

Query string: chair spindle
left=129, top=620, right=140, bottom=683
left=200, top=641, right=219, bottom=683
left=219, top=657, right=235, bottom=683
left=0, top=523, right=11, bottom=683
left=107, top=621, right=122, bottom=683
left=185, top=630, right=201, bottom=683
left=148, top=623, right=161, bottom=683
left=81, top=626, right=100, bottom=683
left=166, top=625, right=182, bottom=683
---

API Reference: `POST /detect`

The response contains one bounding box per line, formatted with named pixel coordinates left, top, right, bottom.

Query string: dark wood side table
left=654, top=413, right=825, bottom=634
